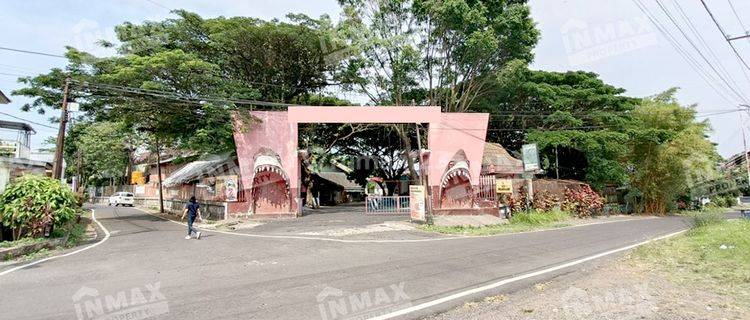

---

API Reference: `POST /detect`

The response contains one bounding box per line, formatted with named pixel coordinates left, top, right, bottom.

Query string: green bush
left=0, top=175, right=79, bottom=240
left=709, top=195, right=738, bottom=208
left=689, top=210, right=724, bottom=229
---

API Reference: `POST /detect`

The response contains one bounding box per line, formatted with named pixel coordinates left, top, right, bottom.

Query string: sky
left=1, top=0, right=750, bottom=158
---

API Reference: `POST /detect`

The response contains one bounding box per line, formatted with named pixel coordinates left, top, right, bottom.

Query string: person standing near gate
left=181, top=196, right=203, bottom=239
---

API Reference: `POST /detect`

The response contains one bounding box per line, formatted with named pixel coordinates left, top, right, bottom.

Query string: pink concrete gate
left=229, top=106, right=489, bottom=218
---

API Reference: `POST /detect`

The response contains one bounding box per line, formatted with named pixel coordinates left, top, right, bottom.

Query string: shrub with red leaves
left=532, top=191, right=560, bottom=212
left=562, top=185, right=604, bottom=218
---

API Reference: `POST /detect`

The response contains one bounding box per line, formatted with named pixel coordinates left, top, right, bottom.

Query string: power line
left=0, top=72, right=27, bottom=78
left=71, top=80, right=292, bottom=108
left=143, top=0, right=171, bottom=11
left=700, top=0, right=750, bottom=73
left=670, top=0, right=748, bottom=92
left=727, top=0, right=750, bottom=43
left=0, top=63, right=43, bottom=74
left=0, top=46, right=66, bottom=59
left=0, top=111, right=58, bottom=130
left=652, top=0, right=750, bottom=103
left=631, top=0, right=737, bottom=105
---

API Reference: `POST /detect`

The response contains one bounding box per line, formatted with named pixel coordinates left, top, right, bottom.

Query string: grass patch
left=510, top=209, right=570, bottom=225
left=0, top=237, right=46, bottom=249
left=633, top=218, right=750, bottom=304
left=419, top=209, right=572, bottom=236
left=63, top=222, right=87, bottom=247
left=674, top=206, right=731, bottom=217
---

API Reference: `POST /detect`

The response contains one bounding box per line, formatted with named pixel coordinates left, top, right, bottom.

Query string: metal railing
left=477, top=175, right=497, bottom=201
left=365, top=196, right=410, bottom=214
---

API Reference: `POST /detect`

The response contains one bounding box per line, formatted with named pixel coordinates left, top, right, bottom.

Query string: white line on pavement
left=0, top=209, right=111, bottom=277
left=367, top=229, right=687, bottom=320
left=132, top=207, right=661, bottom=243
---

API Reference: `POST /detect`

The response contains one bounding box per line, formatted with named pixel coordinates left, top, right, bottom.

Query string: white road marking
left=132, top=207, right=661, bottom=243
left=0, top=209, right=111, bottom=277
left=367, top=229, right=688, bottom=320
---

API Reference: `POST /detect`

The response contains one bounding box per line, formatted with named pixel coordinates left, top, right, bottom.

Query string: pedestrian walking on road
left=181, top=196, right=203, bottom=240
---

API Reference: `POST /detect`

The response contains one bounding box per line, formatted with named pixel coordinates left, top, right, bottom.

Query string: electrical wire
left=0, top=111, right=58, bottom=130
left=632, top=0, right=737, bottom=105
left=70, top=80, right=292, bottom=108
left=727, top=0, right=750, bottom=43
left=143, top=0, right=170, bottom=11
left=653, top=0, right=750, bottom=103
left=700, top=0, right=750, bottom=72
left=0, top=72, right=27, bottom=78
left=670, top=0, right=749, bottom=92
left=0, top=46, right=66, bottom=59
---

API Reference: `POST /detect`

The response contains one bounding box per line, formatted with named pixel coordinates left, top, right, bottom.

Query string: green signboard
left=522, top=143, right=540, bottom=172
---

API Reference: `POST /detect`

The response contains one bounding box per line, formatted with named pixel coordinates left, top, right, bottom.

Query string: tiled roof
left=481, top=142, right=524, bottom=175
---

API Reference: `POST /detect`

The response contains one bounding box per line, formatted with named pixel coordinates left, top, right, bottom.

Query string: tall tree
left=335, top=0, right=539, bottom=110
left=413, top=0, right=539, bottom=111
left=628, top=89, right=719, bottom=214
left=112, top=10, right=337, bottom=102
left=473, top=61, right=639, bottom=189
left=72, top=121, right=131, bottom=187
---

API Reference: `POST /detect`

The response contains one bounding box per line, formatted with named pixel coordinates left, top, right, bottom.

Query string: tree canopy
left=472, top=61, right=639, bottom=188
left=335, top=0, right=539, bottom=109
left=627, top=89, right=720, bottom=214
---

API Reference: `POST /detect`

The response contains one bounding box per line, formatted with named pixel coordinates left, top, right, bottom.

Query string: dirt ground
left=424, top=254, right=748, bottom=320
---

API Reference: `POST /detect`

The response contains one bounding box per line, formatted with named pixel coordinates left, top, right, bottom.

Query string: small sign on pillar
left=495, top=179, right=513, bottom=194
left=409, top=185, right=426, bottom=222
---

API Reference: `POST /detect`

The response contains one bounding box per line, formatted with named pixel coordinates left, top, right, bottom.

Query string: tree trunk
left=155, top=137, right=164, bottom=214
left=643, top=198, right=667, bottom=215
left=394, top=124, right=418, bottom=183
left=305, top=176, right=318, bottom=209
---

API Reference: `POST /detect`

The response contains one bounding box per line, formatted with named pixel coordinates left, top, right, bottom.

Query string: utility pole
left=75, top=149, right=82, bottom=192
left=415, top=123, right=431, bottom=220
left=52, top=76, right=70, bottom=180
left=155, top=136, right=164, bottom=214
left=555, top=146, right=560, bottom=180
left=415, top=123, right=423, bottom=185
left=739, top=112, right=750, bottom=190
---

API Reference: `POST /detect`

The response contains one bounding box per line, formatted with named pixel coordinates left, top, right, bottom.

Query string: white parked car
left=109, top=192, right=135, bottom=206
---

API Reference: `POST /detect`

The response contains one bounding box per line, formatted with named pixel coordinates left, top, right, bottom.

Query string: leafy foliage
left=506, top=183, right=605, bottom=218
left=510, top=209, right=570, bottom=225
left=335, top=0, right=539, bottom=109
left=561, top=185, right=604, bottom=218
left=531, top=191, right=560, bottom=212
left=0, top=176, right=79, bottom=240
left=12, top=11, right=341, bottom=158
left=628, top=89, right=720, bottom=214
left=72, top=121, right=132, bottom=186
left=473, top=62, right=638, bottom=188
left=114, top=10, right=337, bottom=102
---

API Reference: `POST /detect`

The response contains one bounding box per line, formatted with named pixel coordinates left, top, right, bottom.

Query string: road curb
left=0, top=209, right=111, bottom=277
left=132, top=206, right=667, bottom=243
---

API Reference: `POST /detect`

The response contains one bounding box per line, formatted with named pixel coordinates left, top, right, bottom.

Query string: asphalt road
left=0, top=205, right=692, bottom=320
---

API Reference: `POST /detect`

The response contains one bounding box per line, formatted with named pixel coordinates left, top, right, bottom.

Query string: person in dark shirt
left=180, top=196, right=203, bottom=239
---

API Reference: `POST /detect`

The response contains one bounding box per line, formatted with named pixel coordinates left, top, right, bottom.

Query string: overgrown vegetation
left=420, top=209, right=571, bottom=236
left=633, top=216, right=750, bottom=304
left=510, top=209, right=571, bottom=225
left=0, top=175, right=80, bottom=240
left=507, top=185, right=605, bottom=217
left=628, top=90, right=719, bottom=215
